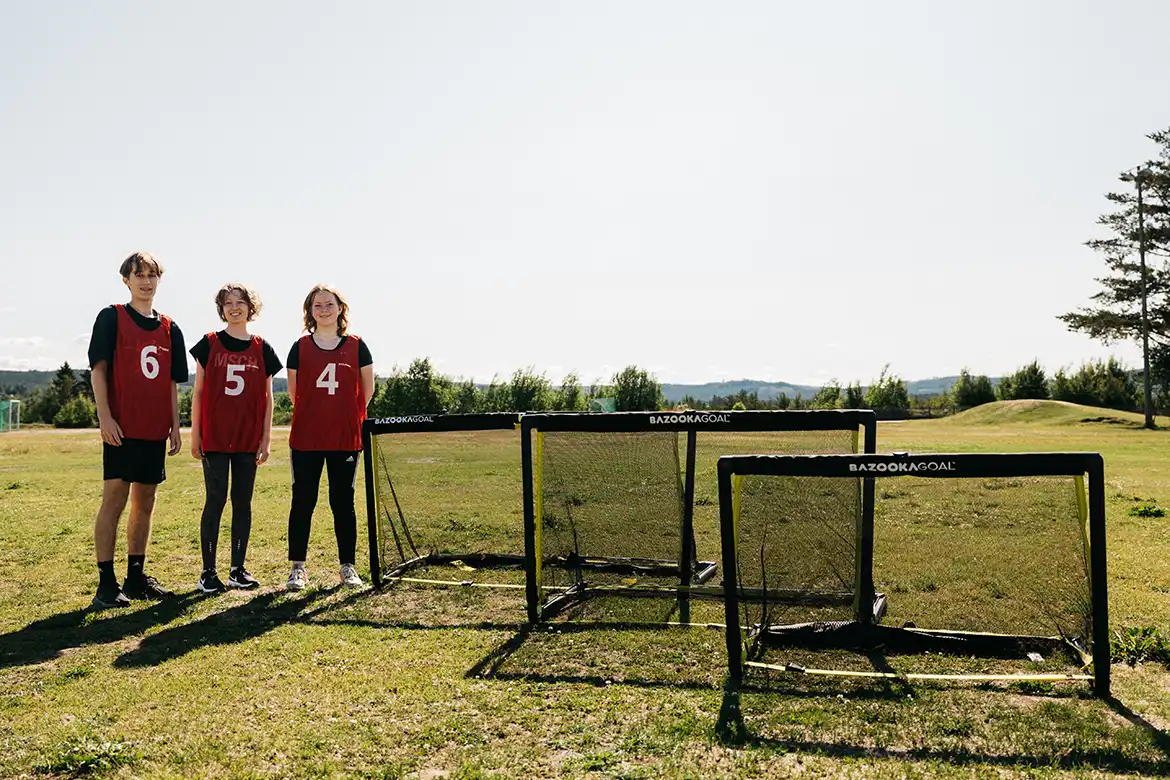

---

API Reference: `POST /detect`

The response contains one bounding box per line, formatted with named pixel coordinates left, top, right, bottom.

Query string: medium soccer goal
left=364, top=413, right=524, bottom=589
left=523, top=410, right=878, bottom=624
left=719, top=452, right=1109, bottom=694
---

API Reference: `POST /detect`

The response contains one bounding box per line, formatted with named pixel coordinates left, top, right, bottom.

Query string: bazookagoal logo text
left=849, top=461, right=957, bottom=473
left=649, top=413, right=732, bottom=425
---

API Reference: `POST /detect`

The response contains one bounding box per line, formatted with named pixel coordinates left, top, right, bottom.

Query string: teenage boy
left=87, top=252, right=188, bottom=608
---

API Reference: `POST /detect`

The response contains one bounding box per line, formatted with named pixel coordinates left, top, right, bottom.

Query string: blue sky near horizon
left=2, top=1, right=1168, bottom=386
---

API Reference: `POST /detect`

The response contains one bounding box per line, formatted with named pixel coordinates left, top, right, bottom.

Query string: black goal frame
left=523, top=410, right=878, bottom=623
left=718, top=452, right=1110, bottom=695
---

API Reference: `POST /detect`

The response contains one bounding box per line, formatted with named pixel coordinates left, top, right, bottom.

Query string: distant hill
left=661, top=375, right=1000, bottom=402
left=661, top=380, right=820, bottom=403
left=0, top=369, right=56, bottom=393
left=942, top=399, right=1162, bottom=428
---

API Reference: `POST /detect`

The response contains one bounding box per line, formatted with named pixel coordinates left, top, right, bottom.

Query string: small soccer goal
left=0, top=399, right=20, bottom=432
left=719, top=452, right=1109, bottom=694
left=523, top=410, right=878, bottom=624
left=364, top=413, right=524, bottom=589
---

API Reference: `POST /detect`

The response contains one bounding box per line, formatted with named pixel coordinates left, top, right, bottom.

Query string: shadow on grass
left=111, top=588, right=353, bottom=668
left=712, top=677, right=1170, bottom=775
left=461, top=620, right=726, bottom=692
left=0, top=594, right=201, bottom=669
left=714, top=731, right=1170, bottom=776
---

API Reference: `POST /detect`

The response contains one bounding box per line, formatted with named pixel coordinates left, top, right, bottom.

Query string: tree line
left=11, top=354, right=1149, bottom=429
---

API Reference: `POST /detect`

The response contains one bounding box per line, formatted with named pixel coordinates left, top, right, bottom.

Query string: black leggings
left=200, top=452, right=258, bottom=571
left=288, top=449, right=359, bottom=565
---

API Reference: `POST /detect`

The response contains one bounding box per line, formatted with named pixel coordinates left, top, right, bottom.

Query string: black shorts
left=103, top=438, right=167, bottom=485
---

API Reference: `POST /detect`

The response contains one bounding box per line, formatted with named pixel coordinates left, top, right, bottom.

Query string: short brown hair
left=119, top=252, right=165, bottom=279
left=214, top=283, right=262, bottom=322
left=302, top=284, right=350, bottom=335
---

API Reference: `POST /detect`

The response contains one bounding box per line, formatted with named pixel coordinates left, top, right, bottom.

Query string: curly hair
left=214, top=283, right=263, bottom=322
left=302, top=284, right=350, bottom=335
left=119, top=251, right=165, bottom=279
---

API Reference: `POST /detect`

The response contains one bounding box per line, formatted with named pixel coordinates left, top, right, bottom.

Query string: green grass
left=1, top=403, right=1170, bottom=777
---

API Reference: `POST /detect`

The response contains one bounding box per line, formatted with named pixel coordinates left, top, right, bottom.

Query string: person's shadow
left=0, top=594, right=200, bottom=669
left=113, top=588, right=344, bottom=668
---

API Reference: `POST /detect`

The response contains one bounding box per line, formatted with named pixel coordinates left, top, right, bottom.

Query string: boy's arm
left=258, top=376, right=274, bottom=465
left=168, top=381, right=182, bottom=456
left=287, top=369, right=297, bottom=406
left=92, top=361, right=123, bottom=446
left=190, top=363, right=205, bottom=459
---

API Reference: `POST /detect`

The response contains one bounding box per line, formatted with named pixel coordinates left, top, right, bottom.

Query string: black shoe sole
left=91, top=595, right=130, bottom=610
left=226, top=580, right=260, bottom=590
left=195, top=584, right=224, bottom=595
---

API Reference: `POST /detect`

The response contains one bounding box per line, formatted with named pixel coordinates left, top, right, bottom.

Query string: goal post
left=523, top=410, right=878, bottom=624
left=719, top=452, right=1109, bottom=695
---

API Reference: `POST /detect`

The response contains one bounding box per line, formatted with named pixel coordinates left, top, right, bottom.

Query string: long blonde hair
left=302, top=284, right=350, bottom=335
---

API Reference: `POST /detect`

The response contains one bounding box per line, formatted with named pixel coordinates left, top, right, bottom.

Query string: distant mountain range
left=1, top=368, right=988, bottom=400
left=662, top=376, right=985, bottom=402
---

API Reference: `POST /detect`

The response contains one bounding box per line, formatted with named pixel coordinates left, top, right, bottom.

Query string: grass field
left=3, top=400, right=1170, bottom=778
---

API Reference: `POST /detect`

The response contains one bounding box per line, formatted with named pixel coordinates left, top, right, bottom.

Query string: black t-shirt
left=285, top=335, right=373, bottom=371
left=190, top=331, right=283, bottom=376
left=87, top=304, right=189, bottom=383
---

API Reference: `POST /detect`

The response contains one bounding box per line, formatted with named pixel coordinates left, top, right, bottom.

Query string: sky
left=2, top=1, right=1168, bottom=386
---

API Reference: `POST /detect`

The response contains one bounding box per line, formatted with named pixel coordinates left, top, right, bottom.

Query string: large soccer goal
left=523, top=410, right=878, bottom=623
left=364, top=413, right=523, bottom=588
left=719, top=452, right=1109, bottom=694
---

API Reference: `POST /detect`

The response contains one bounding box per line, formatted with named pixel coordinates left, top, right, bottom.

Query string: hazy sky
left=2, top=1, right=1168, bottom=386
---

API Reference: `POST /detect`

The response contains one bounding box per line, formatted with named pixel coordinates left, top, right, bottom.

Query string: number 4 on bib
left=316, top=363, right=339, bottom=395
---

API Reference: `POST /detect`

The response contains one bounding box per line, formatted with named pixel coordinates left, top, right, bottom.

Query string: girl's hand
left=256, top=437, right=271, bottom=465
left=190, top=434, right=203, bottom=459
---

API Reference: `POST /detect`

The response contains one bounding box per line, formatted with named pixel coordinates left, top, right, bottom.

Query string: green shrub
left=53, top=396, right=98, bottom=429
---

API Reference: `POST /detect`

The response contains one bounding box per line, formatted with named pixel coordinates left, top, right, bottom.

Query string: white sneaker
left=286, top=566, right=308, bottom=591
left=340, top=564, right=362, bottom=587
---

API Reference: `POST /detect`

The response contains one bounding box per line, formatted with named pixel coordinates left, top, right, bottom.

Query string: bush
left=997, top=360, right=1049, bottom=400
left=53, top=396, right=98, bottom=428
left=1050, top=357, right=1138, bottom=411
left=273, top=392, right=292, bottom=425
left=951, top=368, right=996, bottom=407
left=611, top=366, right=664, bottom=412
left=811, top=380, right=842, bottom=409
left=509, top=367, right=551, bottom=412
left=864, top=366, right=910, bottom=410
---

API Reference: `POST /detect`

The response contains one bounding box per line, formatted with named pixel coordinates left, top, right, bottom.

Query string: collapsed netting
left=720, top=453, right=1109, bottom=693
left=526, top=412, right=877, bottom=622
left=366, top=415, right=524, bottom=588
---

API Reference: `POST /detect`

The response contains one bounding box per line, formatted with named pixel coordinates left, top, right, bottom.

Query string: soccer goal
left=523, top=410, right=878, bottom=624
left=364, top=413, right=524, bottom=589
left=0, top=399, right=20, bottom=432
left=719, top=452, right=1109, bottom=694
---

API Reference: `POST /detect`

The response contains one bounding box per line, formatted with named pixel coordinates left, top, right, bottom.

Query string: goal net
left=364, top=413, right=523, bottom=588
left=523, top=410, right=878, bottom=624
left=720, top=452, right=1109, bottom=694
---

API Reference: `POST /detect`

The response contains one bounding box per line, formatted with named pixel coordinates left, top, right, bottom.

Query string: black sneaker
left=123, top=573, right=176, bottom=600
left=196, top=569, right=225, bottom=594
left=92, top=581, right=130, bottom=609
left=227, top=567, right=260, bottom=590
